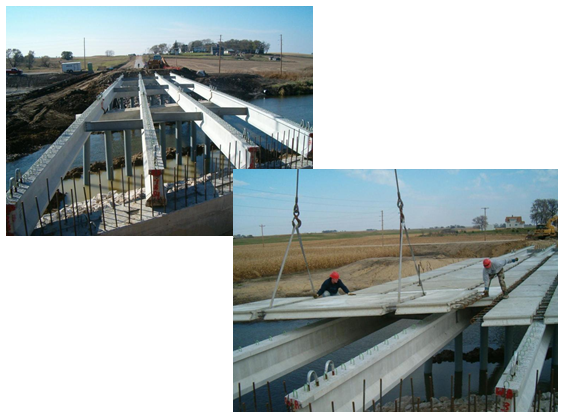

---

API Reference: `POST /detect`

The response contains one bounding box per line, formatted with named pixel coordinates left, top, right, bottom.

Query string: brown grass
left=233, top=233, right=532, bottom=282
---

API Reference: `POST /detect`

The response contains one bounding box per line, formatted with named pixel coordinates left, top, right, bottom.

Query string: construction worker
left=482, top=257, right=519, bottom=298
left=314, top=271, right=356, bottom=298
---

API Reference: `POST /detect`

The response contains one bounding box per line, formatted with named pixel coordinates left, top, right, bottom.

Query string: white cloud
left=233, top=179, right=249, bottom=187
left=345, top=169, right=403, bottom=187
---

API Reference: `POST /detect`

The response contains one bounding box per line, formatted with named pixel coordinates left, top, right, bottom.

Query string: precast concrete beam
left=155, top=74, right=257, bottom=169
left=138, top=74, right=166, bottom=207
left=208, top=107, right=248, bottom=116
left=6, top=75, right=124, bottom=235
left=495, top=321, right=553, bottom=411
left=285, top=310, right=472, bottom=412
left=233, top=316, right=398, bottom=399
left=86, top=120, right=144, bottom=131
left=170, top=73, right=313, bottom=157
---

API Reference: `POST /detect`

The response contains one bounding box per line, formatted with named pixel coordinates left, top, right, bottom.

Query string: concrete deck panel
left=233, top=316, right=398, bottom=399
left=285, top=310, right=472, bottom=412
left=482, top=254, right=557, bottom=327
left=233, top=297, right=310, bottom=322
left=495, top=322, right=553, bottom=411
left=544, top=291, right=557, bottom=325
left=394, top=289, right=484, bottom=315
left=264, top=293, right=421, bottom=321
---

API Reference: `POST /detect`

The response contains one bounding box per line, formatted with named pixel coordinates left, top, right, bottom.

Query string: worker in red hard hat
left=482, top=256, right=519, bottom=298
left=314, top=271, right=355, bottom=298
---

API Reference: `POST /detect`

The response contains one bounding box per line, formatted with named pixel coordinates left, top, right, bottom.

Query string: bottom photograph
left=232, top=169, right=558, bottom=412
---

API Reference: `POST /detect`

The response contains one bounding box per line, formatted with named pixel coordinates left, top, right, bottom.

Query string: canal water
left=233, top=318, right=554, bottom=412
left=5, top=95, right=313, bottom=193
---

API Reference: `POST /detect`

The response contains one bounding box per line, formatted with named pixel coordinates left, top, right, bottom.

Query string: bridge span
left=233, top=246, right=557, bottom=411
left=7, top=71, right=312, bottom=236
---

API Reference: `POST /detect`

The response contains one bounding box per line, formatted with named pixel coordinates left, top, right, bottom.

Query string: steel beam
left=285, top=310, right=471, bottom=412
left=170, top=73, right=312, bottom=157
left=233, top=316, right=398, bottom=400
left=155, top=74, right=257, bottom=169
left=495, top=321, right=553, bottom=411
left=6, top=75, right=124, bottom=235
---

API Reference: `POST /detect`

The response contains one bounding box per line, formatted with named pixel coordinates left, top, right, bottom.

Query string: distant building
left=211, top=44, right=225, bottom=56
left=505, top=215, right=525, bottom=228
left=170, top=47, right=181, bottom=55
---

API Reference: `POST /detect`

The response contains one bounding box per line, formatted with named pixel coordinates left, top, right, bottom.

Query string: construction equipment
left=528, top=215, right=558, bottom=239
left=147, top=54, right=181, bottom=70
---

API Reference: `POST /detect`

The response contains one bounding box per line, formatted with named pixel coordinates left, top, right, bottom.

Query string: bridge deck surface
left=233, top=247, right=556, bottom=321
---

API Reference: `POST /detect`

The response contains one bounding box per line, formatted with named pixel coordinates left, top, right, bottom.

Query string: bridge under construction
left=6, top=72, right=313, bottom=236
left=233, top=245, right=558, bottom=412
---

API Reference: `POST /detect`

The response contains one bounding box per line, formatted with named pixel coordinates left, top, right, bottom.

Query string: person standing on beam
left=482, top=256, right=519, bottom=298
left=314, top=271, right=356, bottom=298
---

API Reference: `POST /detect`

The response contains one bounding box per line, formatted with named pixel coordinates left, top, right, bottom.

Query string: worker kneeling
left=314, top=271, right=356, bottom=298
left=482, top=257, right=518, bottom=299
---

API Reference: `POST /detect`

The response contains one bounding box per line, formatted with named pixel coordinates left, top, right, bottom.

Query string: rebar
left=110, top=180, right=118, bottom=227
left=98, top=171, right=106, bottom=231
left=46, top=178, right=53, bottom=224
left=267, top=381, right=273, bottom=412
left=252, top=382, right=257, bottom=411
left=35, top=196, right=44, bottom=235
left=60, top=177, right=67, bottom=223
left=70, top=189, right=77, bottom=236
left=56, top=189, right=62, bottom=235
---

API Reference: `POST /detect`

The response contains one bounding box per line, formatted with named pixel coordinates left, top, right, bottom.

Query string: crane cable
left=395, top=169, right=425, bottom=303
left=269, top=170, right=316, bottom=308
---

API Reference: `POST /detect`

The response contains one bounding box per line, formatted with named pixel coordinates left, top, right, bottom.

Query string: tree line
left=147, top=38, right=271, bottom=55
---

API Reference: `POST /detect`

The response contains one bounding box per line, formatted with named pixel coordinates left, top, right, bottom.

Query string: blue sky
left=5, top=6, right=313, bottom=57
left=233, top=169, right=559, bottom=236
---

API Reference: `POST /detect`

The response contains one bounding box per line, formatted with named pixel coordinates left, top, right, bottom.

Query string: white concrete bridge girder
left=154, top=74, right=255, bottom=169
left=171, top=73, right=312, bottom=157
left=495, top=321, right=553, bottom=412
left=233, top=316, right=397, bottom=399
left=286, top=309, right=472, bottom=412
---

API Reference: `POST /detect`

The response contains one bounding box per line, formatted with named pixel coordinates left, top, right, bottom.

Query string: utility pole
left=280, top=34, right=283, bottom=74
left=481, top=207, right=489, bottom=241
left=381, top=210, right=385, bottom=246
left=259, top=224, right=266, bottom=247
left=83, top=38, right=86, bottom=71
left=218, top=35, right=222, bottom=74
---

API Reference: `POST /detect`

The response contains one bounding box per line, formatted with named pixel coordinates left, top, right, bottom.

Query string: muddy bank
left=170, top=67, right=312, bottom=100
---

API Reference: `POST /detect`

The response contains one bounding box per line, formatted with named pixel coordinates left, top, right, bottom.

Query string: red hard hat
left=330, top=271, right=340, bottom=280
left=483, top=259, right=492, bottom=268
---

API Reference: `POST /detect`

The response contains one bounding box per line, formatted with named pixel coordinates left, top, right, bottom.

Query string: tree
left=6, top=48, right=23, bottom=67
left=24, top=50, right=35, bottom=69
left=105, top=50, right=115, bottom=57
left=61, top=51, right=73, bottom=60
left=530, top=199, right=558, bottom=225
left=40, top=55, right=51, bottom=67
left=472, top=215, right=487, bottom=231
